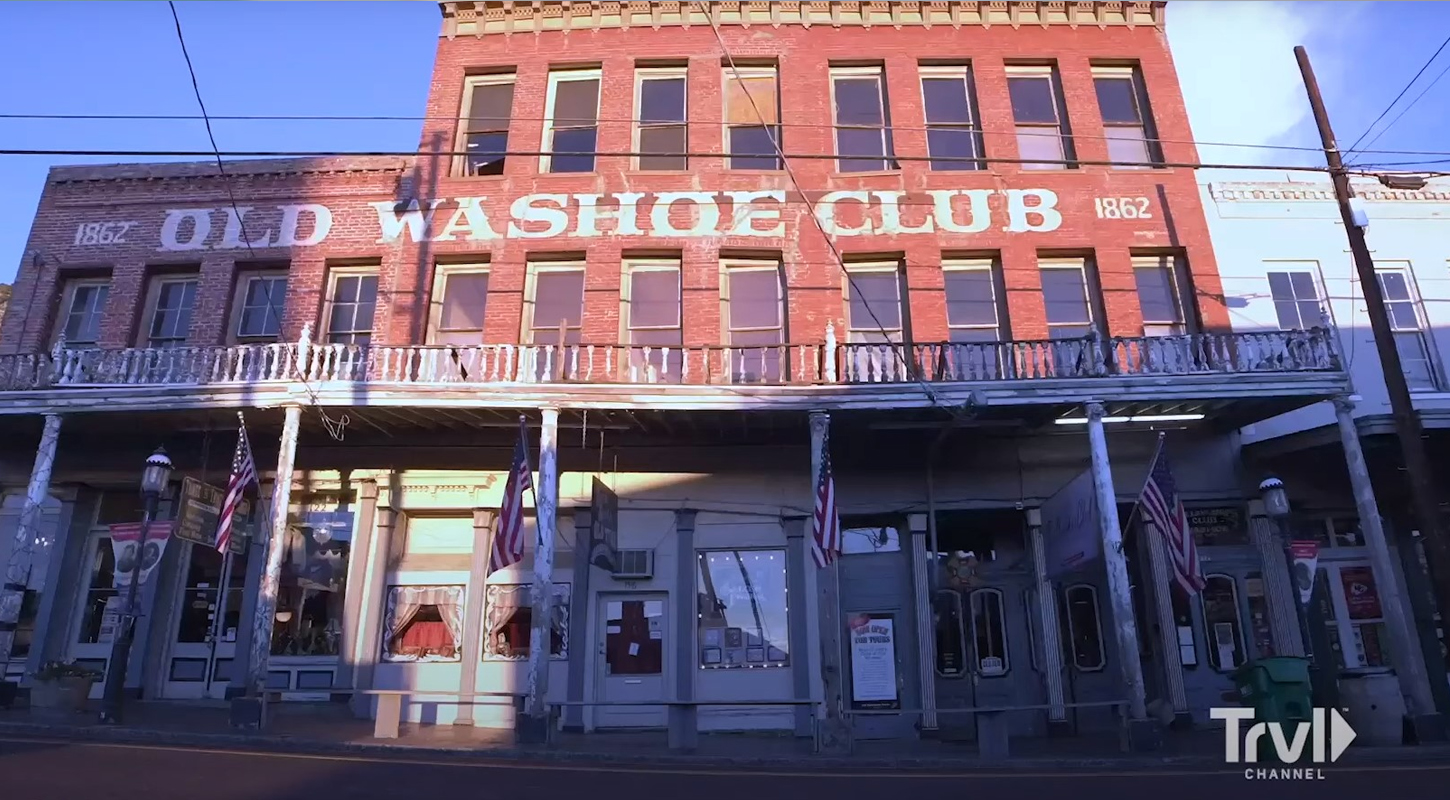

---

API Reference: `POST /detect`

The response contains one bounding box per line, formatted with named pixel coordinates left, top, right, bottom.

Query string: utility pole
left=1296, top=45, right=1450, bottom=735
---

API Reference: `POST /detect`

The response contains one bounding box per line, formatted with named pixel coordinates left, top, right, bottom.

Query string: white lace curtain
left=385, top=585, right=465, bottom=651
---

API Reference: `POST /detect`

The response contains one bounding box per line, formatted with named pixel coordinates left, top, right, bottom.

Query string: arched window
left=1060, top=583, right=1106, bottom=672
left=1200, top=574, right=1246, bottom=672
left=933, top=589, right=968, bottom=678
left=970, top=588, right=1009, bottom=676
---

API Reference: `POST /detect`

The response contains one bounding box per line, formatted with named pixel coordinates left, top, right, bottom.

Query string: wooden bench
left=360, top=690, right=523, bottom=739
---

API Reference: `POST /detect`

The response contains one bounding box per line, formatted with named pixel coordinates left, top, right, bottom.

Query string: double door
left=934, top=577, right=1045, bottom=739
left=160, top=541, right=248, bottom=699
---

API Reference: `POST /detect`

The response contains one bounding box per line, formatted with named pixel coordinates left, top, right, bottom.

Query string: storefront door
left=594, top=593, right=667, bottom=729
left=160, top=541, right=248, bottom=699
left=67, top=531, right=119, bottom=699
left=1058, top=575, right=1118, bottom=731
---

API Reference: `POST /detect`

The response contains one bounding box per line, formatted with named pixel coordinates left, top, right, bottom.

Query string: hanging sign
left=1289, top=540, right=1320, bottom=605
left=848, top=612, right=900, bottom=710
left=1041, top=469, right=1101, bottom=578
left=590, top=478, right=619, bottom=572
left=109, top=521, right=173, bottom=588
left=175, top=477, right=225, bottom=547
left=1339, top=566, right=1383, bottom=620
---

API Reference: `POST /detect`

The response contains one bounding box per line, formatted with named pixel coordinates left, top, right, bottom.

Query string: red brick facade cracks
left=0, top=17, right=1228, bottom=356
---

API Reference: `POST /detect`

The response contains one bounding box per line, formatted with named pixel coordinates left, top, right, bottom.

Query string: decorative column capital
left=808, top=409, right=831, bottom=434
left=1332, top=394, right=1356, bottom=414
left=1085, top=401, right=1106, bottom=420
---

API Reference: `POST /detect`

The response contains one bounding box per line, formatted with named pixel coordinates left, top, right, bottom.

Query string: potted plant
left=29, top=660, right=103, bottom=713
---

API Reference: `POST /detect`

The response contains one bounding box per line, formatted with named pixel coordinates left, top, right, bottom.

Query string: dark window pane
left=357, top=276, right=379, bottom=306
left=630, top=328, right=683, bottom=347
left=533, top=271, right=585, bottom=331
left=1106, top=128, right=1150, bottom=166
left=729, top=126, right=782, bottom=169
left=1094, top=77, right=1141, bottom=124
left=1008, top=75, right=1058, bottom=123
left=950, top=328, right=999, bottom=343
left=1273, top=301, right=1303, bottom=330
left=440, top=273, right=489, bottom=331
left=1017, top=129, right=1064, bottom=168
left=630, top=270, right=680, bottom=328
left=730, top=328, right=783, bottom=346
left=1297, top=301, right=1322, bottom=328
left=552, top=78, right=599, bottom=125
left=1134, top=266, right=1179, bottom=323
left=1387, top=301, right=1419, bottom=330
left=922, top=77, right=972, bottom=124
left=728, top=270, right=782, bottom=330
left=638, top=126, right=687, bottom=170
left=1289, top=272, right=1318, bottom=299
left=550, top=127, right=597, bottom=173
left=466, top=132, right=509, bottom=176
left=1377, top=272, right=1411, bottom=301
left=833, top=77, right=884, bottom=125
left=639, top=78, right=686, bottom=123
left=1041, top=269, right=1090, bottom=325
left=927, top=128, right=980, bottom=170
left=848, top=273, right=901, bottom=330
left=1267, top=272, right=1293, bottom=301
left=468, top=82, right=516, bottom=132
left=945, top=271, right=997, bottom=326
left=837, top=127, right=888, bottom=172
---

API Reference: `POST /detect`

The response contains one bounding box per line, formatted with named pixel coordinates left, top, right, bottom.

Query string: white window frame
left=721, top=65, right=782, bottom=170
left=843, top=262, right=905, bottom=344
left=621, top=258, right=683, bottom=344
left=1132, top=254, right=1186, bottom=336
left=1006, top=64, right=1068, bottom=170
left=634, top=66, right=689, bottom=171
left=139, top=275, right=200, bottom=348
left=54, top=278, right=111, bottom=348
left=1199, top=573, right=1247, bottom=673
left=230, top=270, right=288, bottom=344
left=942, top=258, right=1002, bottom=341
left=1264, top=264, right=1327, bottom=330
left=455, top=73, right=518, bottom=177
left=541, top=68, right=602, bottom=174
left=720, top=258, right=786, bottom=345
left=1039, top=257, right=1096, bottom=339
left=380, top=584, right=466, bottom=663
left=918, top=64, right=982, bottom=171
left=522, top=261, right=586, bottom=345
left=969, top=588, right=1010, bottom=677
left=320, top=266, right=380, bottom=346
left=427, top=263, right=491, bottom=345
left=1062, top=583, right=1106, bottom=672
left=829, top=65, right=894, bottom=173
left=1374, top=262, right=1438, bottom=390
left=1091, top=64, right=1156, bottom=169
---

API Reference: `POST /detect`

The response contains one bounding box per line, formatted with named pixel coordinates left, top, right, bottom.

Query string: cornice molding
left=439, top=1, right=1164, bottom=38
left=1208, top=182, right=1450, bottom=204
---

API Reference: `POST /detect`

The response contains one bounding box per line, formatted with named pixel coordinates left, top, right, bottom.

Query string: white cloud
left=1166, top=1, right=1358, bottom=180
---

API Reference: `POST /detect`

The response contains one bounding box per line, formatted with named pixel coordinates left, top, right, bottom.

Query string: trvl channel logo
left=1210, top=707, right=1357, bottom=780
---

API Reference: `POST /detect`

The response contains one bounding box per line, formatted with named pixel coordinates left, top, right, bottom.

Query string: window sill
left=448, top=172, right=509, bottom=180
left=830, top=169, right=903, bottom=178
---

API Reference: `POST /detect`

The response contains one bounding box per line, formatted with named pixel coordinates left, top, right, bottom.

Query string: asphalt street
left=0, top=737, right=1446, bottom=800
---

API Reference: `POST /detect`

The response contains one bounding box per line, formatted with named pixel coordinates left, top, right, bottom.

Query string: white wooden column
left=1335, top=395, right=1438, bottom=718
left=810, top=410, right=851, bottom=754
left=1248, top=501, right=1303, bottom=657
left=1026, top=508, right=1067, bottom=723
left=907, top=513, right=938, bottom=731
left=523, top=408, right=560, bottom=729
left=1143, top=522, right=1189, bottom=717
left=0, top=414, right=62, bottom=674
left=247, top=404, right=302, bottom=698
left=1084, top=402, right=1147, bottom=721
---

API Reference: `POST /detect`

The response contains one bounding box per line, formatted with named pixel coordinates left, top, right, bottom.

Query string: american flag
left=810, top=427, right=842, bottom=568
left=215, top=423, right=258, bottom=554
left=490, top=417, right=534, bottom=573
left=1139, top=435, right=1205, bottom=595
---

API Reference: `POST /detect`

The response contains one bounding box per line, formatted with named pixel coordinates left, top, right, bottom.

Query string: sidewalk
left=1, top=701, right=1446, bottom=772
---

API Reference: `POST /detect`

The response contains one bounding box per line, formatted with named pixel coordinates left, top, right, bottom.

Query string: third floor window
left=543, top=70, right=601, bottom=174
left=920, top=65, right=983, bottom=171
left=831, top=66, right=896, bottom=172
left=1376, top=265, right=1437, bottom=390
left=1093, top=65, right=1158, bottom=168
left=1007, top=65, right=1074, bottom=170
left=724, top=260, right=786, bottom=382
left=636, top=67, right=688, bottom=170
left=141, top=276, right=198, bottom=348
left=1266, top=269, right=1324, bottom=330
left=57, top=280, right=109, bottom=347
left=460, top=75, right=517, bottom=176
left=723, top=65, right=782, bottom=170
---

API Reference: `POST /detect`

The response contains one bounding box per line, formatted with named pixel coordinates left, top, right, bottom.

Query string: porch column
left=782, top=515, right=814, bottom=737
left=520, top=407, right=560, bottom=743
left=668, top=509, right=698, bottom=751
left=1142, top=522, right=1190, bottom=723
left=906, top=513, right=938, bottom=732
left=1026, top=508, right=1068, bottom=728
left=336, top=479, right=379, bottom=695
left=1084, top=402, right=1148, bottom=725
left=564, top=509, right=593, bottom=732
left=1335, top=395, right=1441, bottom=729
left=455, top=507, right=497, bottom=725
left=350, top=499, right=398, bottom=717
left=237, top=404, right=301, bottom=726
left=810, top=410, right=851, bottom=754
left=0, top=413, right=62, bottom=677
left=1248, top=501, right=1303, bottom=657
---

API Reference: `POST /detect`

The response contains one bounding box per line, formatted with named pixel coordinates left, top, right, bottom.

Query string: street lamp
left=98, top=447, right=173, bottom=725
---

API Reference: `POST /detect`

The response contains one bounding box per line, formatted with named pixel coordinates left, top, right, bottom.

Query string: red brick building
left=0, top=2, right=1347, bottom=748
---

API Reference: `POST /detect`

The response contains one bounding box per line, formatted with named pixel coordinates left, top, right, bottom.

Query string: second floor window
left=527, top=267, right=585, bottom=346
left=57, top=280, right=109, bottom=347
left=1039, top=258, right=1096, bottom=339
left=142, top=277, right=198, bottom=348
left=724, top=260, right=786, bottom=382
left=1133, top=255, right=1186, bottom=336
left=846, top=266, right=904, bottom=344
left=625, top=261, right=682, bottom=381
left=430, top=268, right=489, bottom=345
left=943, top=260, right=1003, bottom=342
left=543, top=70, right=601, bottom=174
left=1266, top=270, right=1323, bottom=330
left=233, top=272, right=287, bottom=342
left=1093, top=65, right=1158, bottom=168
left=1376, top=265, right=1436, bottom=390
left=460, top=75, right=516, bottom=176
left=1007, top=65, right=1073, bottom=170
left=831, top=66, right=895, bottom=172
left=325, top=272, right=378, bottom=346
left=920, top=65, right=982, bottom=171
left=636, top=67, right=687, bottom=170
left=724, top=66, right=782, bottom=169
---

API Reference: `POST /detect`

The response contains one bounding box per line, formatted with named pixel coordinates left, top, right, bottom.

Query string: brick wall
left=1, top=18, right=1229, bottom=355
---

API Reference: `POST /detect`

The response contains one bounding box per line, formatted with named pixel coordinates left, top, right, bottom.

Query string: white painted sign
left=848, top=613, right=898, bottom=709
left=66, top=188, right=1081, bottom=252
left=1040, top=469, right=1102, bottom=578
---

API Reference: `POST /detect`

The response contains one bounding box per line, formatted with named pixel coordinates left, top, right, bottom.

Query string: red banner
left=1339, top=566, right=1383, bottom=620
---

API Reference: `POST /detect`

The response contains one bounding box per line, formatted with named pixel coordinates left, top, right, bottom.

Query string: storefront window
left=1338, top=565, right=1390, bottom=668
left=77, top=537, right=118, bottom=644
left=697, top=549, right=789, bottom=669
left=382, top=585, right=464, bottom=662
left=934, top=590, right=967, bottom=677
left=270, top=512, right=351, bottom=658
left=484, top=583, right=569, bottom=660
left=1061, top=584, right=1105, bottom=671
left=176, top=546, right=247, bottom=644
left=970, top=588, right=1009, bottom=676
left=1201, top=574, right=1246, bottom=672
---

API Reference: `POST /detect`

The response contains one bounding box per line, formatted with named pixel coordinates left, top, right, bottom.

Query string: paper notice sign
left=628, top=642, right=640, bottom=656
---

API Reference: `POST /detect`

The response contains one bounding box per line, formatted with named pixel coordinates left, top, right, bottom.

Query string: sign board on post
left=1040, top=469, right=1102, bottom=578
left=109, top=521, right=173, bottom=588
left=176, top=477, right=225, bottom=548
left=590, top=478, right=619, bottom=572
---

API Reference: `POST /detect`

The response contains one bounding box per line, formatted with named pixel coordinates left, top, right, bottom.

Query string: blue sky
left=1, top=1, right=1447, bottom=285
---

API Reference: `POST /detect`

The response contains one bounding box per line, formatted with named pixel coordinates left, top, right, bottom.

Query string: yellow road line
left=1, top=737, right=1445, bottom=779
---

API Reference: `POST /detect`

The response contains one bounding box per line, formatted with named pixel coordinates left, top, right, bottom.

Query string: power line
left=1349, top=57, right=1450, bottom=165
left=9, top=109, right=1450, bottom=160
left=1345, top=33, right=1450, bottom=156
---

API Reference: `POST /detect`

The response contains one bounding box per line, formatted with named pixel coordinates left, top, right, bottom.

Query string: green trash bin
left=1231, top=656, right=1313, bottom=725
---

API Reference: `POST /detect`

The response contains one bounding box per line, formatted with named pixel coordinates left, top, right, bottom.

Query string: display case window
left=484, top=583, right=569, bottom=660
left=969, top=588, right=1010, bottom=676
left=1200, top=574, right=1246, bottom=672
left=382, top=585, right=465, bottom=662
left=697, top=549, right=789, bottom=669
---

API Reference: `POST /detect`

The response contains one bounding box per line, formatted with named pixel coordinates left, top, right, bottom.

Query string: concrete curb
left=0, top=720, right=1444, bottom=773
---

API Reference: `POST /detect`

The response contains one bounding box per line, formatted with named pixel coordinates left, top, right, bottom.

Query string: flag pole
left=1120, top=431, right=1167, bottom=534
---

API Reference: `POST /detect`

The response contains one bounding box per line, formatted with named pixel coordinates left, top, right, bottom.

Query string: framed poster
left=847, top=612, right=900, bottom=710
